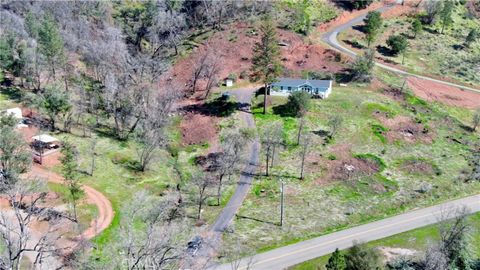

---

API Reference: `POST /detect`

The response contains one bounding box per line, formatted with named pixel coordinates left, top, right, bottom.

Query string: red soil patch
left=400, top=159, right=436, bottom=175
left=329, top=156, right=380, bottom=182
left=407, top=77, right=480, bottom=109
left=164, top=22, right=344, bottom=94
left=180, top=112, right=218, bottom=146
left=377, top=114, right=433, bottom=144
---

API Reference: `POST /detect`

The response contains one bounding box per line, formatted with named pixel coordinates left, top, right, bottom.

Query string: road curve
left=210, top=88, right=260, bottom=233
left=214, top=194, right=480, bottom=270
left=321, top=4, right=480, bottom=94
left=30, top=165, right=114, bottom=240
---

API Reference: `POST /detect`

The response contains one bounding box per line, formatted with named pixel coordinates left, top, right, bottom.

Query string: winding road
left=322, top=4, right=480, bottom=94
left=213, top=3, right=480, bottom=269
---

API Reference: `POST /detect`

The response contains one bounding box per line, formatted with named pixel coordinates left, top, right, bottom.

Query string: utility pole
left=280, top=180, right=284, bottom=227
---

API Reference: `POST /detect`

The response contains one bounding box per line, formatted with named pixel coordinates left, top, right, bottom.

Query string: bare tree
left=203, top=56, right=220, bottom=99
left=110, top=191, right=188, bottom=270
left=327, top=115, right=343, bottom=140
left=191, top=173, right=215, bottom=220
left=299, top=131, right=312, bottom=180
left=135, top=85, right=180, bottom=172
left=190, top=50, right=210, bottom=95
left=261, top=121, right=283, bottom=176
left=0, top=179, right=64, bottom=270
left=213, top=128, right=254, bottom=205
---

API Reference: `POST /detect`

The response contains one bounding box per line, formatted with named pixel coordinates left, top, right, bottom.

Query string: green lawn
left=291, top=212, right=480, bottom=270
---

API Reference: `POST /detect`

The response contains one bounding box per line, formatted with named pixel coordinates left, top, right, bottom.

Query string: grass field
left=291, top=212, right=480, bottom=270
left=222, top=80, right=480, bottom=256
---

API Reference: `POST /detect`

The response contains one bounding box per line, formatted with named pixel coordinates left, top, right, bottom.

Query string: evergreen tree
left=251, top=15, right=282, bottom=114
left=364, top=11, right=383, bottom=47
left=411, top=18, right=423, bottom=38
left=40, top=84, right=72, bottom=131
left=60, top=141, right=83, bottom=221
left=38, top=14, right=65, bottom=79
left=439, top=0, right=454, bottom=34
left=386, top=34, right=409, bottom=64
left=326, top=248, right=347, bottom=270
left=345, top=243, right=383, bottom=270
left=465, top=29, right=478, bottom=48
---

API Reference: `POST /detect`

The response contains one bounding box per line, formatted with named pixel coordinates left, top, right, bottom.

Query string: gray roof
left=270, top=78, right=331, bottom=89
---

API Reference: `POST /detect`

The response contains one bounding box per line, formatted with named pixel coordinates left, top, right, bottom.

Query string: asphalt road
left=321, top=4, right=480, bottom=94
left=210, top=88, right=260, bottom=233
left=214, top=194, right=480, bottom=270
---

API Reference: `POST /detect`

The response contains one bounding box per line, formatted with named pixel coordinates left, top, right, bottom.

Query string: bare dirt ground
left=407, top=77, right=480, bottom=109
left=377, top=114, right=434, bottom=144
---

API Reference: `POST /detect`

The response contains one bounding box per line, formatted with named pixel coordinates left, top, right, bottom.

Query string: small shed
left=225, top=78, right=234, bottom=87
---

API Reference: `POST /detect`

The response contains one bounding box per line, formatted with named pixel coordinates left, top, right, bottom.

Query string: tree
left=363, top=11, right=383, bottom=47
left=423, top=0, right=443, bottom=25
left=214, top=128, right=254, bottom=205
left=326, top=248, right=346, bottom=270
left=135, top=87, right=179, bottom=171
left=292, top=0, right=312, bottom=35
left=251, top=15, right=282, bottom=114
left=0, top=113, right=31, bottom=191
left=386, top=34, right=409, bottom=64
left=38, top=13, right=65, bottom=79
left=40, top=84, right=72, bottom=131
left=110, top=191, right=187, bottom=269
left=191, top=173, right=214, bottom=220
left=0, top=179, right=63, bottom=270
left=351, top=49, right=375, bottom=82
left=299, top=130, right=311, bottom=180
left=349, top=0, right=373, bottom=10
left=439, top=0, right=455, bottom=34
left=438, top=208, right=473, bottom=270
left=344, top=243, right=383, bottom=270
left=473, top=108, right=480, bottom=131
left=328, top=115, right=343, bottom=140
left=287, top=91, right=311, bottom=117
left=411, top=18, right=423, bottom=38
left=465, top=29, right=479, bottom=48
left=60, top=141, right=83, bottom=221
left=261, top=121, right=284, bottom=176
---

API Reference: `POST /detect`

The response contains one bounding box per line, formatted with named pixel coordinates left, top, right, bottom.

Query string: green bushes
left=371, top=123, right=389, bottom=144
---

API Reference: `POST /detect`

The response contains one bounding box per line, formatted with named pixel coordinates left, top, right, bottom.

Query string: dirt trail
left=29, top=165, right=114, bottom=240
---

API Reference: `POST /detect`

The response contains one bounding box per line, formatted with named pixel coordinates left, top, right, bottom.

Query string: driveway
left=322, top=4, right=480, bottom=94
left=214, top=194, right=480, bottom=270
left=211, top=88, right=260, bottom=233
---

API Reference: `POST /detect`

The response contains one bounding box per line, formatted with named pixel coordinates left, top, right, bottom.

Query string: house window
left=280, top=86, right=283, bottom=90
left=288, top=86, right=291, bottom=91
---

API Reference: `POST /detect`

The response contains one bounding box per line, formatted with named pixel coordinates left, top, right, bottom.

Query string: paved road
left=214, top=194, right=480, bottom=270
left=210, top=88, right=260, bottom=233
left=321, top=4, right=480, bottom=94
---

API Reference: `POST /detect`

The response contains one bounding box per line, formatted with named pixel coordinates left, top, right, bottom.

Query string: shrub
left=386, top=34, right=408, bottom=56
left=286, top=91, right=312, bottom=117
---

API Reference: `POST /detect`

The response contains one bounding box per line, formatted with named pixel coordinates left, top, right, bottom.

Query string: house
left=3, top=107, right=28, bottom=128
left=31, top=134, right=61, bottom=164
left=269, top=78, right=333, bottom=98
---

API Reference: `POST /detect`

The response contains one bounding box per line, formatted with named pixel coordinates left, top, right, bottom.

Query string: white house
left=225, top=78, right=234, bottom=87
left=269, top=78, right=333, bottom=98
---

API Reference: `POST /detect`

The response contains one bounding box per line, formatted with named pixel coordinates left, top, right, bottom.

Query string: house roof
left=32, top=134, right=59, bottom=143
left=270, top=78, right=331, bottom=89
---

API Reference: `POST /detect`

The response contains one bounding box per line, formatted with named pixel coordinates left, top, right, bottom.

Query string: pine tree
left=364, top=11, right=383, bottom=47
left=60, top=141, right=83, bottom=221
left=38, top=14, right=65, bottom=79
left=440, top=0, right=454, bottom=34
left=465, top=29, right=478, bottom=48
left=326, top=248, right=347, bottom=270
left=251, top=15, right=282, bottom=114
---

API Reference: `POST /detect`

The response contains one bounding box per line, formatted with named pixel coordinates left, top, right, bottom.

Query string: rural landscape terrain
left=0, top=0, right=479, bottom=269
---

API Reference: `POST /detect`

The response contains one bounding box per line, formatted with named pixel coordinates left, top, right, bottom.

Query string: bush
left=286, top=91, right=311, bottom=117
left=386, top=34, right=408, bottom=56
left=351, top=49, right=375, bottom=82
left=345, top=243, right=383, bottom=270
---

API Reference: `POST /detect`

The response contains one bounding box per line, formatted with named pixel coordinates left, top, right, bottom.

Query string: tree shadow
left=376, top=45, right=395, bottom=57
left=235, top=214, right=279, bottom=226
left=272, top=103, right=297, bottom=117
left=313, top=129, right=330, bottom=137
left=334, top=69, right=355, bottom=83
left=459, top=124, right=474, bottom=132
left=0, top=86, right=22, bottom=101
left=343, top=39, right=365, bottom=49
left=352, top=24, right=367, bottom=34
left=330, top=0, right=355, bottom=10
left=452, top=44, right=464, bottom=50
left=181, top=96, right=240, bottom=117
left=254, top=86, right=268, bottom=98
left=423, top=27, right=438, bottom=35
